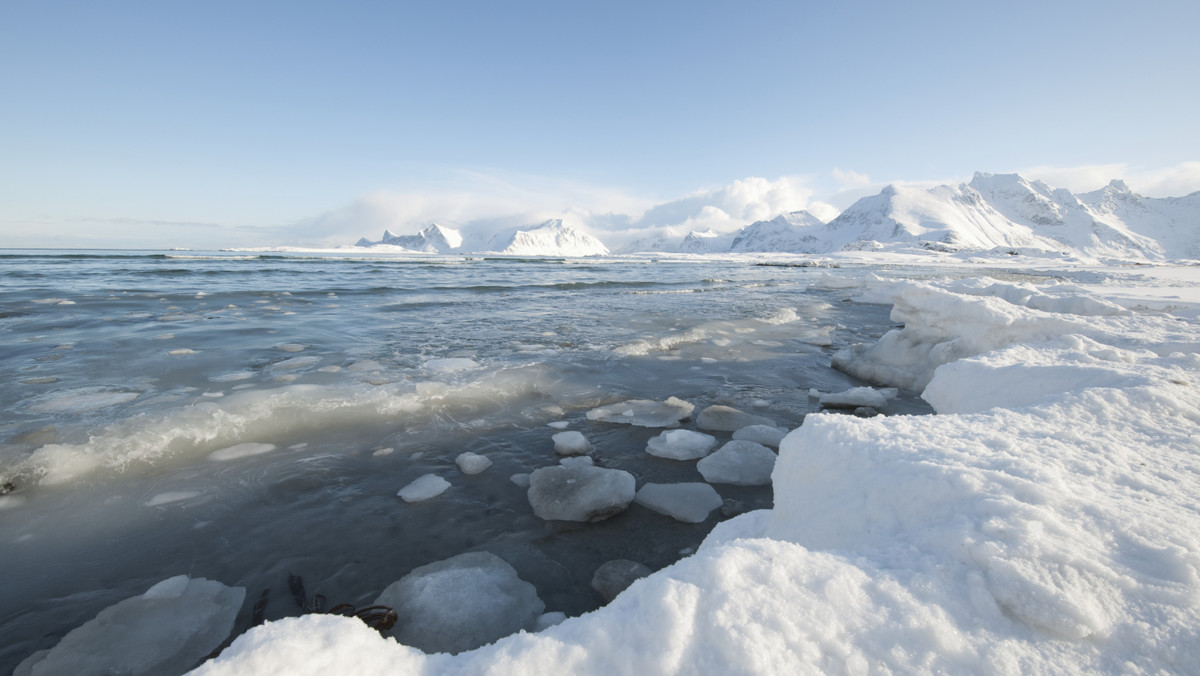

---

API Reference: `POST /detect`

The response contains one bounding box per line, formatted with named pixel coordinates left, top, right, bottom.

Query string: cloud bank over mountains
left=299, top=163, right=1200, bottom=254
left=346, top=168, right=1200, bottom=261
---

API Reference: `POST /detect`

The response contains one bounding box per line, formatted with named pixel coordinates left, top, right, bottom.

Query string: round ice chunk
left=397, top=474, right=451, bottom=502
left=591, top=559, right=652, bottom=603
left=455, top=452, right=493, bottom=475
left=697, top=440, right=777, bottom=486
left=732, top=424, right=789, bottom=449
left=645, top=429, right=718, bottom=460
left=527, top=464, right=635, bottom=522
left=695, top=405, right=776, bottom=432
left=14, top=576, right=244, bottom=676
left=634, top=482, right=723, bottom=523
left=585, top=397, right=694, bottom=428
left=552, top=430, right=592, bottom=456
left=373, top=551, right=544, bottom=655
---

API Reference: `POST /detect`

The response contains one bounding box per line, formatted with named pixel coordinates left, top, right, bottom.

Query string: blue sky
left=2, top=0, right=1197, bottom=248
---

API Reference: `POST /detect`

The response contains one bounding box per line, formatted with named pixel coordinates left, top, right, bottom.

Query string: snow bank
left=192, top=275, right=1200, bottom=675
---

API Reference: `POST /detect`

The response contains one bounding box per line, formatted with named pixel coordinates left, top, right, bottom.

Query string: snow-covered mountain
left=486, top=219, right=609, bottom=256
left=356, top=224, right=464, bottom=252
left=350, top=173, right=1199, bottom=259
left=729, top=211, right=825, bottom=253
left=819, top=173, right=1200, bottom=259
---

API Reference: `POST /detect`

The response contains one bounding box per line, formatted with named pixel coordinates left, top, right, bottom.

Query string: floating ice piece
left=270, top=356, right=320, bottom=372
left=552, top=430, right=592, bottom=456
left=14, top=575, right=244, bottom=676
left=455, top=452, right=492, bottom=475
left=422, top=358, right=481, bottom=373
left=276, top=343, right=307, bottom=352
left=697, top=440, right=777, bottom=486
left=732, top=424, right=789, bottom=449
left=210, top=371, right=254, bottom=382
left=695, top=405, right=776, bottom=432
left=585, top=397, right=694, bottom=428
left=346, top=360, right=383, bottom=372
left=397, top=474, right=451, bottom=502
left=372, top=552, right=544, bottom=655
left=527, top=464, right=635, bottom=522
left=559, top=456, right=594, bottom=468
left=547, top=420, right=570, bottom=430
left=509, top=473, right=531, bottom=488
left=645, top=429, right=718, bottom=460
left=634, top=482, right=723, bottom=523
left=819, top=387, right=897, bottom=410
left=168, top=348, right=195, bottom=356
left=208, top=443, right=277, bottom=462
left=591, top=559, right=652, bottom=603
left=144, top=491, right=201, bottom=507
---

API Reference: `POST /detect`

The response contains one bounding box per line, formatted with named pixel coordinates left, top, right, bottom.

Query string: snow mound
left=527, top=464, right=636, bottom=522
left=372, top=552, right=544, bottom=655
left=19, top=576, right=243, bottom=676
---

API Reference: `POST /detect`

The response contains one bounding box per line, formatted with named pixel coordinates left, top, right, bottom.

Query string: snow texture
left=19, top=576, right=243, bottom=676
left=526, top=464, right=636, bottom=522
left=372, top=552, right=544, bottom=655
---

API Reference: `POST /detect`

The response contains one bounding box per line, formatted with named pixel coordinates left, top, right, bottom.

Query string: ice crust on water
left=372, top=552, right=544, bottom=655
left=731, top=424, right=788, bottom=449
left=645, top=429, right=717, bottom=460
left=397, top=474, right=451, bottom=502
left=188, top=274, right=1200, bottom=675
left=695, top=405, right=775, bottom=432
left=527, top=464, right=635, bottom=522
left=17, top=575, right=243, bottom=676
left=551, top=430, right=592, bottom=456
left=634, top=482, right=723, bottom=523
left=454, top=452, right=492, bottom=475
left=696, top=440, right=777, bottom=486
left=585, top=397, right=694, bottom=428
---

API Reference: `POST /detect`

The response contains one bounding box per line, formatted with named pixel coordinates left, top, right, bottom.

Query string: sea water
left=0, top=250, right=934, bottom=670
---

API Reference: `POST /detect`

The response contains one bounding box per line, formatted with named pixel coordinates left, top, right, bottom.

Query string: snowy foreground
left=177, top=263, right=1200, bottom=675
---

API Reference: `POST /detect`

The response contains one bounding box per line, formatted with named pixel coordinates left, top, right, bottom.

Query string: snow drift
left=191, top=274, right=1200, bottom=675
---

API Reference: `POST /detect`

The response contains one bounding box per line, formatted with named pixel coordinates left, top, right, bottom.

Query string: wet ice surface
left=0, top=251, right=950, bottom=671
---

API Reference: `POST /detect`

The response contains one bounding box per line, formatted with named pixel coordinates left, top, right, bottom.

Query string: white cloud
left=292, top=172, right=825, bottom=250
left=832, top=168, right=873, bottom=189
left=1020, top=161, right=1200, bottom=197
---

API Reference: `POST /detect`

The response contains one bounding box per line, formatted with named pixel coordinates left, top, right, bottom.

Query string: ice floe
left=644, top=429, right=718, bottom=460
left=585, top=397, right=694, bottom=428
left=397, top=474, right=451, bottom=502
left=527, top=464, right=635, bottom=522
left=696, top=440, right=777, bottom=486
left=634, top=482, right=723, bottom=523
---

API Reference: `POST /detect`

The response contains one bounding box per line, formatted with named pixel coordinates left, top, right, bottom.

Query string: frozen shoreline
left=180, top=258, right=1200, bottom=675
